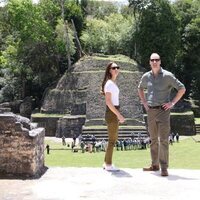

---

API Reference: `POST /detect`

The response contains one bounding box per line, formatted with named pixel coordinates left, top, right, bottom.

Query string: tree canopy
left=0, top=0, right=199, bottom=106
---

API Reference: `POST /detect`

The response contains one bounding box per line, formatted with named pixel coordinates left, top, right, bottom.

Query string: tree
left=80, top=13, right=132, bottom=55
left=173, top=0, right=200, bottom=98
left=83, top=0, right=118, bottom=19
left=185, top=17, right=200, bottom=99
left=0, top=0, right=86, bottom=103
left=131, top=0, right=180, bottom=70
left=0, top=0, right=60, bottom=101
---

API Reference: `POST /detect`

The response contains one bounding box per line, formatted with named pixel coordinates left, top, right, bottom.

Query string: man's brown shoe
left=161, top=169, right=168, bottom=176
left=143, top=165, right=160, bottom=171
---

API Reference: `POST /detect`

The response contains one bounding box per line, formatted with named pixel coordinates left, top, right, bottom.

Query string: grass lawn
left=195, top=118, right=200, bottom=124
left=44, top=135, right=200, bottom=169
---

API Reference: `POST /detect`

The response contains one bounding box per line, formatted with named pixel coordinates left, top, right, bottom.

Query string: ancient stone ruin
left=31, top=54, right=196, bottom=138
left=32, top=55, right=147, bottom=139
left=0, top=112, right=45, bottom=178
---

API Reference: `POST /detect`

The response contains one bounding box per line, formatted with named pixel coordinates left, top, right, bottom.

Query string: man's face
left=149, top=54, right=161, bottom=71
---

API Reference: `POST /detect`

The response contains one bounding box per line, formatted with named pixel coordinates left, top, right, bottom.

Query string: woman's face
left=109, top=63, right=120, bottom=78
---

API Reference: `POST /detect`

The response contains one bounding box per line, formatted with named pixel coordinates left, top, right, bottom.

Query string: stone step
left=196, top=130, right=200, bottom=134
left=82, top=125, right=148, bottom=141
left=82, top=137, right=132, bottom=141
left=85, top=118, right=145, bottom=126
left=195, top=124, right=200, bottom=134
left=82, top=130, right=147, bottom=134
left=83, top=125, right=146, bottom=131
left=82, top=133, right=148, bottom=138
left=81, top=133, right=148, bottom=141
left=0, top=108, right=11, bottom=113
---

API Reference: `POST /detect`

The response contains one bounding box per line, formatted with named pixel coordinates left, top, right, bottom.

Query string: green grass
left=170, top=111, right=193, bottom=115
left=44, top=136, right=200, bottom=169
left=195, top=118, right=200, bottom=124
left=31, top=113, right=66, bottom=118
left=83, top=125, right=145, bottom=129
left=92, top=54, right=136, bottom=64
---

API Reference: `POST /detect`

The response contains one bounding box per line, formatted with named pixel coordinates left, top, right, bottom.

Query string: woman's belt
left=106, top=105, right=120, bottom=110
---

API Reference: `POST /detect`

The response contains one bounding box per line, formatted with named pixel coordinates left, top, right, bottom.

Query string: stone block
left=0, top=113, right=46, bottom=178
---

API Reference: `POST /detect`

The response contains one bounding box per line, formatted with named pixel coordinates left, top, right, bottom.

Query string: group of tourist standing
left=101, top=53, right=186, bottom=177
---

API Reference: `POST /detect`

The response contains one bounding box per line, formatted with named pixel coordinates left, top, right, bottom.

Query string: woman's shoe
left=103, top=164, right=120, bottom=172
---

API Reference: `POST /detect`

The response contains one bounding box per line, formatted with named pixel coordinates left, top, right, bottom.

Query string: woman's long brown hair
left=101, top=62, right=113, bottom=95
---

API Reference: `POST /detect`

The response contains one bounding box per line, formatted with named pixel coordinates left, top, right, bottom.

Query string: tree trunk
left=71, top=19, right=85, bottom=59
left=61, top=0, right=71, bottom=70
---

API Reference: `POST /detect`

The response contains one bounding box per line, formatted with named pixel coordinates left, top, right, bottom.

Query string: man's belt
left=148, top=105, right=163, bottom=109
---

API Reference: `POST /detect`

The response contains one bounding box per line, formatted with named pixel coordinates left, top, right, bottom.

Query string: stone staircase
left=82, top=125, right=147, bottom=141
left=82, top=117, right=148, bottom=141
left=195, top=124, right=200, bottom=134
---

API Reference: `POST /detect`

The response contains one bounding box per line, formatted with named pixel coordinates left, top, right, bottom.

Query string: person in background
left=62, top=135, right=66, bottom=146
left=138, top=53, right=185, bottom=176
left=176, top=132, right=180, bottom=142
left=73, top=134, right=77, bottom=145
left=101, top=62, right=125, bottom=171
left=46, top=144, right=50, bottom=154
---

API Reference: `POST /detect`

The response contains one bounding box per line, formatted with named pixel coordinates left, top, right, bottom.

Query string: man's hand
left=162, top=102, right=174, bottom=110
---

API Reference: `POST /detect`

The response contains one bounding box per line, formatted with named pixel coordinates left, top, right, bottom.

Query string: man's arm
left=162, top=87, right=186, bottom=110
left=171, top=87, right=186, bottom=105
left=138, top=88, right=149, bottom=111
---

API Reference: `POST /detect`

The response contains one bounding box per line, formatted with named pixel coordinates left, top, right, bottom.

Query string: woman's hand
left=117, top=114, right=125, bottom=123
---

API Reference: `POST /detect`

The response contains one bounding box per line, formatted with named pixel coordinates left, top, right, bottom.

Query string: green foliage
left=80, top=13, right=132, bottom=54
left=39, top=0, right=61, bottom=29
left=173, top=0, right=200, bottom=98
left=133, top=0, right=180, bottom=70
left=55, top=19, right=76, bottom=56
left=7, top=0, right=53, bottom=42
left=81, top=18, right=107, bottom=53
left=0, top=0, right=57, bottom=100
left=84, top=0, right=118, bottom=19
left=66, top=1, right=84, bottom=35
left=0, top=34, right=28, bottom=101
left=0, top=0, right=84, bottom=103
left=0, top=0, right=199, bottom=105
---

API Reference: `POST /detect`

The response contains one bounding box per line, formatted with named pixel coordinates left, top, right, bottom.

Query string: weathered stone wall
left=170, top=112, right=196, bottom=136
left=189, top=100, right=200, bottom=117
left=0, top=113, right=45, bottom=178
left=56, top=115, right=86, bottom=137
left=144, top=111, right=196, bottom=136
left=31, top=116, right=60, bottom=136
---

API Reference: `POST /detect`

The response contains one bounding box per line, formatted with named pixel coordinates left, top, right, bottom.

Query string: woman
left=101, top=62, right=125, bottom=171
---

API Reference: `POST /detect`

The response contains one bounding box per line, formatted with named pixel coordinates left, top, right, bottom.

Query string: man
left=138, top=53, right=185, bottom=176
